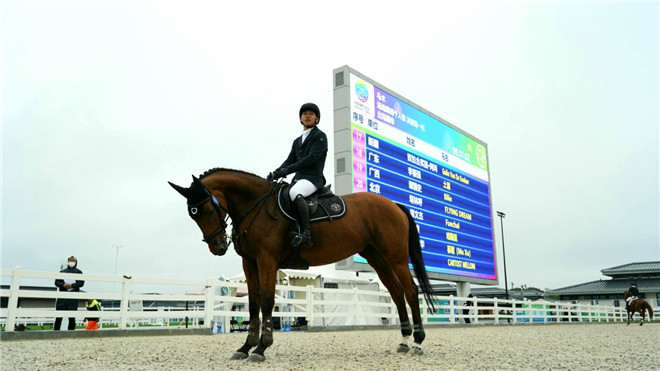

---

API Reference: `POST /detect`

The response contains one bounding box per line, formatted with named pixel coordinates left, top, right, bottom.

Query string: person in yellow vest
left=84, top=298, right=101, bottom=330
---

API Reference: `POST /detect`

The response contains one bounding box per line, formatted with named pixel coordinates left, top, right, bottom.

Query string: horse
left=624, top=290, right=654, bottom=326
left=169, top=168, right=436, bottom=362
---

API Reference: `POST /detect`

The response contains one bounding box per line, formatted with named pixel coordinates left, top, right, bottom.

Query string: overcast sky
left=2, top=1, right=658, bottom=293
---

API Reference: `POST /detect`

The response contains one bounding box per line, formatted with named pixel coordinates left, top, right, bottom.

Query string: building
left=430, top=284, right=546, bottom=301
left=548, top=261, right=660, bottom=310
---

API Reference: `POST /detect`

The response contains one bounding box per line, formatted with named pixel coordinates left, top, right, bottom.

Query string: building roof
left=601, top=261, right=660, bottom=277
left=430, top=284, right=545, bottom=299
left=549, top=278, right=660, bottom=295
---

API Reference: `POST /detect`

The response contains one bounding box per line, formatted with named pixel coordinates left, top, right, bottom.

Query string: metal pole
left=497, top=211, right=509, bottom=301
left=497, top=211, right=509, bottom=323
left=113, top=245, right=122, bottom=308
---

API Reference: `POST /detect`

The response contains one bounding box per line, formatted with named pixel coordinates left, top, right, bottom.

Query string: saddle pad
left=277, top=188, right=347, bottom=223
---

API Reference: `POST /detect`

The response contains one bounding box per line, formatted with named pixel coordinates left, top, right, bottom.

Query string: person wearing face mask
left=53, top=256, right=85, bottom=330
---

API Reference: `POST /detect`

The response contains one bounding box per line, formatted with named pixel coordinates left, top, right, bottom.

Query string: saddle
left=277, top=183, right=347, bottom=223
left=277, top=183, right=347, bottom=271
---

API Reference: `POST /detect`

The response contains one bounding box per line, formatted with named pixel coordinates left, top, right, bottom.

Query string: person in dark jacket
left=463, top=293, right=474, bottom=324
left=267, top=103, right=328, bottom=248
left=626, top=282, right=639, bottom=311
left=54, top=256, right=84, bottom=330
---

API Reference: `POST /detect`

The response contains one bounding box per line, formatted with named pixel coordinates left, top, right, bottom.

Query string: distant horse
left=169, top=168, right=436, bottom=362
left=624, top=290, right=654, bottom=326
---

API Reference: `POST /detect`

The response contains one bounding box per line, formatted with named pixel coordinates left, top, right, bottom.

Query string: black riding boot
left=292, top=194, right=313, bottom=248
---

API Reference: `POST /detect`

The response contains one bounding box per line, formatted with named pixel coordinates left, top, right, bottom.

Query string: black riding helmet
left=299, top=103, right=320, bottom=124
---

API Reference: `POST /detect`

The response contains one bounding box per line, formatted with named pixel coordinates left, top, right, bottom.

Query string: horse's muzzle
left=207, top=239, right=229, bottom=256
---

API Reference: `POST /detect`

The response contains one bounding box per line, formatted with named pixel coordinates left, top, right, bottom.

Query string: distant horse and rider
left=624, top=282, right=654, bottom=326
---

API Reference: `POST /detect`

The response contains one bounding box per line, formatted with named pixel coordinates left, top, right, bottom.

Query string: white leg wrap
left=401, top=336, right=410, bottom=345
left=413, top=342, right=422, bottom=349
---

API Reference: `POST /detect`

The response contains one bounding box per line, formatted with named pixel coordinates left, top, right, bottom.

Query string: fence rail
left=1, top=268, right=643, bottom=332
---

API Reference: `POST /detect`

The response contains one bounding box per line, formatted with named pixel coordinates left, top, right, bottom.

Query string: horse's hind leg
left=640, top=310, right=645, bottom=326
left=231, top=260, right=261, bottom=360
left=392, top=263, right=426, bottom=355
left=360, top=248, right=412, bottom=353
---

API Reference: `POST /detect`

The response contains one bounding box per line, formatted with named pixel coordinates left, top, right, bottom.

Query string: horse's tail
left=643, top=301, right=654, bottom=320
left=395, top=203, right=436, bottom=313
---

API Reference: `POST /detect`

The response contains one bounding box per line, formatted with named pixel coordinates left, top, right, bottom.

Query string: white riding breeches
left=289, top=179, right=318, bottom=201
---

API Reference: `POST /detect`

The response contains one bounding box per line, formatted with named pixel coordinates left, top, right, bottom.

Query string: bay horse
left=169, top=168, right=436, bottom=362
left=624, top=291, right=654, bottom=326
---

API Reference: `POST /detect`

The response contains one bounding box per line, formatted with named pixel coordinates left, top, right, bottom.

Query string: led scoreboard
left=333, top=66, right=497, bottom=285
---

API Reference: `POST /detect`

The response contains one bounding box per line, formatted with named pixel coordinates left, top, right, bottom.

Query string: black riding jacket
left=629, top=286, right=639, bottom=297
left=278, top=126, right=328, bottom=188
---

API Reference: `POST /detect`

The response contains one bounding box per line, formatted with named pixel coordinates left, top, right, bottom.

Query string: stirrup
left=291, top=234, right=303, bottom=247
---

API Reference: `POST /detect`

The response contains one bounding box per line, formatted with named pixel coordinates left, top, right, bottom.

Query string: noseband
left=188, top=191, right=230, bottom=246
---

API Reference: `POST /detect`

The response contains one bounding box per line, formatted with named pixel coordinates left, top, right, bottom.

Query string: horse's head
left=169, top=175, right=230, bottom=256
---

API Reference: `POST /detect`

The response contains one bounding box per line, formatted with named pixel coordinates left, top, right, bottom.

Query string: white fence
left=1, top=268, right=641, bottom=333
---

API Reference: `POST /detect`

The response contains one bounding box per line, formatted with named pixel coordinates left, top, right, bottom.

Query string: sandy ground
left=1, top=323, right=658, bottom=371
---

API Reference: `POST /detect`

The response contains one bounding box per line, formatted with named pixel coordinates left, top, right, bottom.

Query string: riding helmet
left=299, top=103, right=320, bottom=124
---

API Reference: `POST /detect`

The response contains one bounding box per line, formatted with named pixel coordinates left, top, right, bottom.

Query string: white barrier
left=1, top=268, right=648, bottom=332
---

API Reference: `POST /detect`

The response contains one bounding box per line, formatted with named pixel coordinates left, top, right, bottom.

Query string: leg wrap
left=247, top=318, right=261, bottom=347
left=413, top=323, right=426, bottom=344
left=400, top=320, right=412, bottom=337
left=261, top=317, right=274, bottom=347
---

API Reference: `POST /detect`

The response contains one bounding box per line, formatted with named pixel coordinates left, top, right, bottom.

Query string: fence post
left=526, top=299, right=532, bottom=324
left=118, top=275, right=132, bottom=330
left=352, top=287, right=359, bottom=326
left=6, top=267, right=22, bottom=332
left=205, top=279, right=214, bottom=329
left=473, top=297, right=478, bottom=324
left=306, top=285, right=314, bottom=327
left=494, top=297, right=499, bottom=324
left=449, top=295, right=455, bottom=324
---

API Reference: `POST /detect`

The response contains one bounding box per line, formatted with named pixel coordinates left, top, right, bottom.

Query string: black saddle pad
left=277, top=184, right=347, bottom=223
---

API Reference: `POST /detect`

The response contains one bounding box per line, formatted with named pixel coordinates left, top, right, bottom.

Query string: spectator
left=463, top=293, right=474, bottom=324
left=84, top=298, right=101, bottom=330
left=54, top=256, right=84, bottom=330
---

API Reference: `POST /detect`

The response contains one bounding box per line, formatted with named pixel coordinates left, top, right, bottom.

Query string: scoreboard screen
left=333, top=66, right=497, bottom=284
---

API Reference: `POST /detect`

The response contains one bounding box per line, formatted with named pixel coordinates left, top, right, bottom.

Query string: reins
left=229, top=182, right=281, bottom=258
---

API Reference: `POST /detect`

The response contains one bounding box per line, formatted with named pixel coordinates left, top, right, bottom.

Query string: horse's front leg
left=247, top=258, right=278, bottom=363
left=231, top=259, right=261, bottom=360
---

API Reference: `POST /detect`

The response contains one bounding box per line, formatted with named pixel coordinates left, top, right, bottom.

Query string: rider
left=626, top=282, right=639, bottom=310
left=267, top=103, right=328, bottom=248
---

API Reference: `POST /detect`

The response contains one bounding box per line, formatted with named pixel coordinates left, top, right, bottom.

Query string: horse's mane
left=199, top=167, right=264, bottom=181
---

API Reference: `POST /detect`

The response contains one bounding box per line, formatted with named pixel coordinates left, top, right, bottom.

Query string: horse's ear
left=192, top=175, right=203, bottom=187
left=168, top=181, right=189, bottom=198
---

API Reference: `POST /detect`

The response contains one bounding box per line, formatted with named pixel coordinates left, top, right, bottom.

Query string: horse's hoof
left=640, top=322, right=644, bottom=326
left=412, top=346, right=424, bottom=356
left=230, top=352, right=248, bottom=360
left=397, top=343, right=410, bottom=353
left=247, top=353, right=266, bottom=363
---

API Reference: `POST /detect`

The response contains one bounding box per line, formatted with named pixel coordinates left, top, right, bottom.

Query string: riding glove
left=267, top=167, right=288, bottom=181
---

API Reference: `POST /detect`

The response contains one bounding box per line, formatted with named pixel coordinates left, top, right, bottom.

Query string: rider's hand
left=266, top=172, right=274, bottom=181
left=273, top=168, right=288, bottom=179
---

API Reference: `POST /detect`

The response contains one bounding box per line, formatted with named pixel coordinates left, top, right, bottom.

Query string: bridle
left=188, top=188, right=230, bottom=247
left=190, top=181, right=278, bottom=250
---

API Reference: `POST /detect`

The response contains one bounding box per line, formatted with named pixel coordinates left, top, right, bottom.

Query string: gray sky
left=2, top=1, right=658, bottom=293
